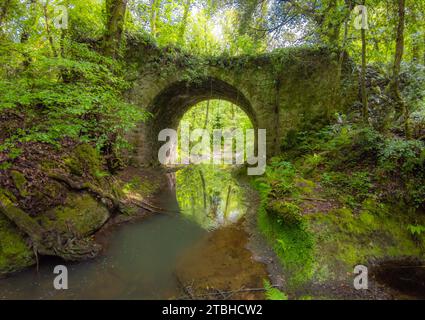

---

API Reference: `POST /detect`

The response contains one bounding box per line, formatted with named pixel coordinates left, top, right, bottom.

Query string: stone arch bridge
left=125, top=42, right=358, bottom=165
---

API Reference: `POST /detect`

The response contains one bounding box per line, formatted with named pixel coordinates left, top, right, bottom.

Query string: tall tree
left=0, top=0, right=12, bottom=28
left=360, top=1, right=368, bottom=123
left=20, top=0, right=38, bottom=68
left=41, top=0, right=58, bottom=57
left=390, top=0, right=410, bottom=138
left=149, top=0, right=160, bottom=38
left=178, top=0, right=192, bottom=43
left=104, top=0, right=128, bottom=57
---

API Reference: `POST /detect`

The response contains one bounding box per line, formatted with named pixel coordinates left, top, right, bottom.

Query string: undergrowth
left=253, top=122, right=425, bottom=296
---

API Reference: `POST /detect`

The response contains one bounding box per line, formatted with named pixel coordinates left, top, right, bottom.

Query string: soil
left=174, top=221, right=269, bottom=300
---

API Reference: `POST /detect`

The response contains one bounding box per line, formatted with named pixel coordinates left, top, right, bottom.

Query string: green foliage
left=260, top=158, right=297, bottom=197
left=407, top=225, right=425, bottom=237
left=378, top=138, right=424, bottom=175
left=0, top=40, right=150, bottom=156
left=177, top=99, right=254, bottom=162
left=321, top=171, right=372, bottom=206
left=281, top=123, right=424, bottom=208
left=254, top=171, right=315, bottom=289
left=263, top=280, right=288, bottom=300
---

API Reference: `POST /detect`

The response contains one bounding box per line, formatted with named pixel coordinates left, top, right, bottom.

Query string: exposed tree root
left=0, top=170, right=179, bottom=265
left=47, top=171, right=178, bottom=215
left=0, top=193, right=101, bottom=261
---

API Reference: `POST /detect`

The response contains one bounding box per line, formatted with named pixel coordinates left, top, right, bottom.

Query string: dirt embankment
left=0, top=140, right=162, bottom=276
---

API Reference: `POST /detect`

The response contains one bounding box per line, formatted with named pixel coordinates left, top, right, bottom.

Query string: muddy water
left=0, top=166, right=268, bottom=300
left=372, top=260, right=425, bottom=299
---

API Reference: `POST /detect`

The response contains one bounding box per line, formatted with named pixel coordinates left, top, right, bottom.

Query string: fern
left=263, top=280, right=288, bottom=300
left=407, top=225, right=425, bottom=236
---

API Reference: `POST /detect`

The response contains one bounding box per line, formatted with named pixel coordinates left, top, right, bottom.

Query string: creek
left=0, top=165, right=268, bottom=299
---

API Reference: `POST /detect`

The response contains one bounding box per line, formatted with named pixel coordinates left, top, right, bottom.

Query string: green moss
left=64, top=144, right=104, bottom=178
left=258, top=198, right=315, bottom=289
left=0, top=162, right=12, bottom=170
left=266, top=200, right=304, bottom=226
left=294, top=177, right=316, bottom=195
left=359, top=211, right=376, bottom=225
left=38, top=193, right=109, bottom=238
left=0, top=213, right=34, bottom=275
left=309, top=203, right=425, bottom=274
left=253, top=123, right=425, bottom=296
left=40, top=159, right=60, bottom=171
left=122, top=177, right=159, bottom=198
left=0, top=188, right=16, bottom=202
left=10, top=170, right=29, bottom=197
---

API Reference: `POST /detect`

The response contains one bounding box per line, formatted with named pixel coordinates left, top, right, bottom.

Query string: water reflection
left=0, top=166, right=248, bottom=299
left=175, top=165, right=247, bottom=230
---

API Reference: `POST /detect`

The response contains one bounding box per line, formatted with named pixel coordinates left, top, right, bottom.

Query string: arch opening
left=175, top=99, right=255, bottom=164
left=143, top=77, right=258, bottom=165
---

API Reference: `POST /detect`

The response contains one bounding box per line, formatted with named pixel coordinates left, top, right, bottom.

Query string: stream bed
left=0, top=166, right=269, bottom=300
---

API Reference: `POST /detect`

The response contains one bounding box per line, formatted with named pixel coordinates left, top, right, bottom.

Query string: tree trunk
left=104, top=0, right=128, bottom=57
left=203, top=100, right=210, bottom=130
left=198, top=169, right=207, bottom=210
left=178, top=0, right=191, bottom=43
left=150, top=0, right=159, bottom=38
left=361, top=26, right=368, bottom=123
left=20, top=0, right=37, bottom=68
left=390, top=0, right=410, bottom=138
left=334, top=0, right=352, bottom=113
left=42, top=1, right=58, bottom=57
left=0, top=0, right=11, bottom=29
left=224, top=185, right=232, bottom=219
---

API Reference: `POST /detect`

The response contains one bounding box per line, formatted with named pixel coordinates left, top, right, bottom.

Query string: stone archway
left=137, top=77, right=258, bottom=165
left=125, top=46, right=358, bottom=166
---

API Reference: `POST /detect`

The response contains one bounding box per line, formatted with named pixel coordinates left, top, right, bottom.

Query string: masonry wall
left=125, top=45, right=358, bottom=166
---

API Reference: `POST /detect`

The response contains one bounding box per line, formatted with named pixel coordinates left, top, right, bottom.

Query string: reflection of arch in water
left=175, top=166, right=247, bottom=230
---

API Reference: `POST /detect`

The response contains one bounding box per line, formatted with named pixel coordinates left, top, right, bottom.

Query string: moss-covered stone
left=64, top=144, right=104, bottom=178
left=10, top=170, right=29, bottom=197
left=38, top=193, right=110, bottom=238
left=122, top=176, right=159, bottom=199
left=0, top=188, right=16, bottom=202
left=294, top=177, right=316, bottom=195
left=266, top=200, right=304, bottom=226
left=0, top=212, right=34, bottom=276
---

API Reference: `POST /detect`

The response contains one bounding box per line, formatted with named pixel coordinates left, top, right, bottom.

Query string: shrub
left=378, top=138, right=424, bottom=175
left=0, top=44, right=150, bottom=156
left=266, top=201, right=304, bottom=226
